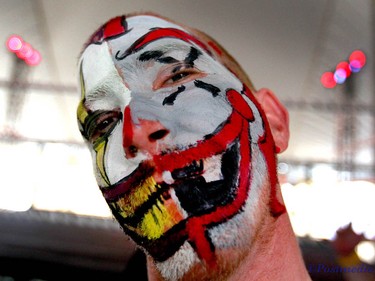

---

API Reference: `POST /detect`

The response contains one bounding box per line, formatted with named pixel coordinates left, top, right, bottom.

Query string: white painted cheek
left=195, top=54, right=243, bottom=90
left=104, top=123, right=141, bottom=184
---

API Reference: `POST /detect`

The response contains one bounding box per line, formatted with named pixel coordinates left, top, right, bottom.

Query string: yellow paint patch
left=139, top=198, right=184, bottom=240
left=115, top=177, right=159, bottom=218
left=95, top=141, right=110, bottom=186
left=77, top=101, right=88, bottom=125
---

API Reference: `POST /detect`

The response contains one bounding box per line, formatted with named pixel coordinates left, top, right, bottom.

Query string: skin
left=77, top=13, right=311, bottom=281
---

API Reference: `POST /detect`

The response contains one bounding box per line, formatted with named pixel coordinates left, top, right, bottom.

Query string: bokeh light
left=349, top=50, right=366, bottom=72
left=321, top=72, right=336, bottom=88
left=25, top=50, right=42, bottom=65
left=6, top=35, right=23, bottom=52
left=5, top=34, right=41, bottom=66
left=321, top=50, right=366, bottom=88
left=336, top=61, right=351, bottom=78
left=333, top=68, right=347, bottom=84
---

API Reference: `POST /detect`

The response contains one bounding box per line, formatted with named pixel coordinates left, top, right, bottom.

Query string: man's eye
left=170, top=72, right=190, bottom=82
left=162, top=69, right=201, bottom=87
left=88, top=110, right=121, bottom=143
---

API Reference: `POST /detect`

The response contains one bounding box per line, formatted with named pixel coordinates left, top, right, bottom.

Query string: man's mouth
left=102, top=139, right=240, bottom=241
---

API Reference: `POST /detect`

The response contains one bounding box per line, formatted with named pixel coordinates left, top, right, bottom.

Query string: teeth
left=168, top=155, right=224, bottom=183
left=162, top=171, right=174, bottom=184
left=202, top=154, right=223, bottom=182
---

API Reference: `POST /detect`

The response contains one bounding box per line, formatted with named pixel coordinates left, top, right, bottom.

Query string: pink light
left=6, top=35, right=23, bottom=52
left=321, top=72, right=336, bottom=88
left=17, top=43, right=33, bottom=59
left=25, top=50, right=41, bottom=66
left=6, top=34, right=41, bottom=66
left=349, top=50, right=366, bottom=72
left=336, top=61, right=351, bottom=78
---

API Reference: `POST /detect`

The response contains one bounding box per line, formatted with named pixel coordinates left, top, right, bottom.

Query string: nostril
left=148, top=129, right=169, bottom=142
left=125, top=145, right=138, bottom=158
left=128, top=145, right=138, bottom=154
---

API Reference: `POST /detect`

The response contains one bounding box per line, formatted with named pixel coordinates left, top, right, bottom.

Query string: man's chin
left=151, top=234, right=250, bottom=281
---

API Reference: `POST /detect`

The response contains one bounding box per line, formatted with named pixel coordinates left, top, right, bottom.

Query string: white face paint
left=77, top=14, right=282, bottom=280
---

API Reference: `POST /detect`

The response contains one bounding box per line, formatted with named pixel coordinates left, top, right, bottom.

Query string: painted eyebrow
left=138, top=50, right=164, bottom=61
left=137, top=50, right=179, bottom=64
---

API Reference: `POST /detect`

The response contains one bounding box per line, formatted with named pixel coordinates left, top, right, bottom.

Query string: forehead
left=80, top=15, right=206, bottom=95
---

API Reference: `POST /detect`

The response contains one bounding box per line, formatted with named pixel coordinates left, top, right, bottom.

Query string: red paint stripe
left=103, top=16, right=126, bottom=39
left=186, top=119, right=251, bottom=266
left=227, top=89, right=254, bottom=121
left=123, top=106, right=133, bottom=150
left=207, top=41, right=222, bottom=56
left=242, top=85, right=286, bottom=216
left=153, top=110, right=242, bottom=173
left=184, top=89, right=254, bottom=266
left=125, top=28, right=211, bottom=58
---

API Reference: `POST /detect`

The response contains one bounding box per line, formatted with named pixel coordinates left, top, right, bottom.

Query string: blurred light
left=321, top=49, right=366, bottom=88
left=5, top=34, right=41, bottom=66
left=17, top=43, right=33, bottom=59
left=321, top=72, right=336, bottom=88
left=6, top=35, right=23, bottom=52
left=25, top=50, right=41, bottom=65
left=336, top=61, right=351, bottom=78
left=282, top=180, right=375, bottom=240
left=333, top=68, right=347, bottom=84
left=311, top=164, right=337, bottom=185
left=356, top=241, right=375, bottom=264
left=278, top=162, right=289, bottom=174
left=349, top=50, right=366, bottom=72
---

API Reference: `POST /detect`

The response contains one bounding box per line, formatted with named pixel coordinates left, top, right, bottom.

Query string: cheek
left=161, top=95, right=232, bottom=145
left=104, top=124, right=140, bottom=183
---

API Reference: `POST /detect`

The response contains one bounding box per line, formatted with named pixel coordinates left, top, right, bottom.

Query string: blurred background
left=0, top=0, right=374, bottom=280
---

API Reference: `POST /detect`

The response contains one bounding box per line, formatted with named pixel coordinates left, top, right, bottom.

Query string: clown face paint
left=77, top=14, right=285, bottom=277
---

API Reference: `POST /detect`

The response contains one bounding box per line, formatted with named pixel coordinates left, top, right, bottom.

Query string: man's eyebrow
left=138, top=50, right=164, bottom=61
left=138, top=49, right=179, bottom=64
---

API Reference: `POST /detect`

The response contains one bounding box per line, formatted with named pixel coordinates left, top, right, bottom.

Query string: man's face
left=78, top=14, right=276, bottom=267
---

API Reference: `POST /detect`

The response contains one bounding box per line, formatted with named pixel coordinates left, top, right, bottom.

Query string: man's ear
left=254, top=88, right=290, bottom=153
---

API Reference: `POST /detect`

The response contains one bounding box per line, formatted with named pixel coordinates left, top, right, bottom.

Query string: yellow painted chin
left=110, top=176, right=185, bottom=240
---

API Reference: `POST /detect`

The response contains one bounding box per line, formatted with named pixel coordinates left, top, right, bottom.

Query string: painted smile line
left=101, top=101, right=245, bottom=204
left=105, top=138, right=240, bottom=238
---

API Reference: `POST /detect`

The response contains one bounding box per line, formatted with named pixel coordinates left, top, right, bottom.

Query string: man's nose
left=123, top=106, right=169, bottom=158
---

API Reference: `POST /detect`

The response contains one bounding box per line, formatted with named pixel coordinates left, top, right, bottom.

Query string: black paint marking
left=194, top=80, right=221, bottom=97
left=184, top=47, right=201, bottom=66
left=174, top=141, right=239, bottom=216
left=138, top=51, right=178, bottom=64
left=162, top=85, right=186, bottom=105
left=138, top=50, right=164, bottom=61
left=157, top=56, right=179, bottom=64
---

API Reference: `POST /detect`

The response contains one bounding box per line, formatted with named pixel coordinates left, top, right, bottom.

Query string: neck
left=146, top=212, right=311, bottom=281
left=226, top=212, right=311, bottom=281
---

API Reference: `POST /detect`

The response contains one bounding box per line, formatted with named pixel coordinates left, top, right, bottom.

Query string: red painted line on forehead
left=117, top=28, right=212, bottom=60
left=103, top=16, right=127, bottom=39
left=87, top=15, right=128, bottom=45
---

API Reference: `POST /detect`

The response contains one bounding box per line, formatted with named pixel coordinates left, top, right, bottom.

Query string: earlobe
left=254, top=88, right=290, bottom=153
